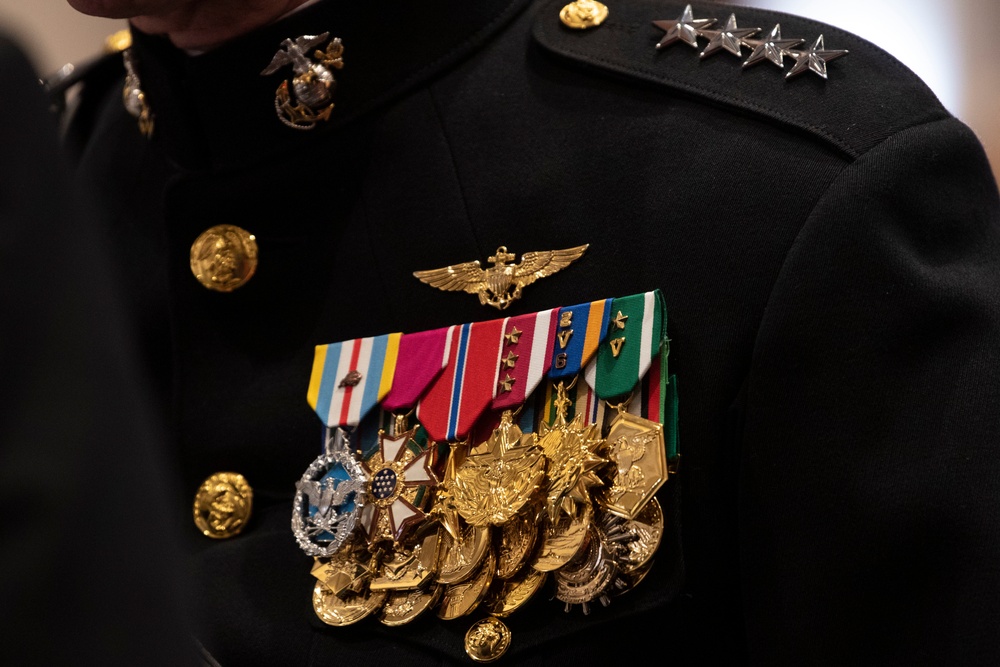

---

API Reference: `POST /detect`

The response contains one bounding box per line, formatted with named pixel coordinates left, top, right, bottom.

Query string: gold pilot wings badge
left=413, top=244, right=589, bottom=310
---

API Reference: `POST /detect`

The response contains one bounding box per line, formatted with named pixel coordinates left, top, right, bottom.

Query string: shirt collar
left=129, top=0, right=531, bottom=169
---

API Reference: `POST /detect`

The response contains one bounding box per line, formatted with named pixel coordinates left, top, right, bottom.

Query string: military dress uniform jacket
left=61, top=0, right=1000, bottom=664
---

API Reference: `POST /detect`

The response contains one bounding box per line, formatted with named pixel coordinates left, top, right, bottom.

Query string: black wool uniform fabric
left=61, top=0, right=1000, bottom=665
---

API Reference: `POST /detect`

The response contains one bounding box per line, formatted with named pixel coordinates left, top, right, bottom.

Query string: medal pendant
left=496, top=511, right=539, bottom=579
left=358, top=417, right=439, bottom=545
left=531, top=496, right=592, bottom=572
left=310, top=542, right=374, bottom=598
left=313, top=578, right=386, bottom=627
left=436, top=522, right=491, bottom=585
left=292, top=428, right=368, bottom=557
left=484, top=567, right=548, bottom=617
left=370, top=529, right=441, bottom=591
left=536, top=380, right=607, bottom=525
left=452, top=410, right=545, bottom=526
left=554, top=525, right=620, bottom=613
left=600, top=409, right=668, bottom=520
left=380, top=584, right=443, bottom=626
left=437, top=546, right=496, bottom=620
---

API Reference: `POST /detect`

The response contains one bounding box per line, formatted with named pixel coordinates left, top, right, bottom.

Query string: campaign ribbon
left=549, top=298, right=612, bottom=381
left=492, top=308, right=558, bottom=411
left=417, top=318, right=507, bottom=442
left=382, top=326, right=453, bottom=412
left=584, top=290, right=665, bottom=400
left=307, top=333, right=401, bottom=428
left=540, top=378, right=605, bottom=428
left=627, top=350, right=679, bottom=460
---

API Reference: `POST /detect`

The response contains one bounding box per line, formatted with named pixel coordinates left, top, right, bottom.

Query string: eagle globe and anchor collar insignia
left=413, top=244, right=589, bottom=310
left=261, top=32, right=345, bottom=130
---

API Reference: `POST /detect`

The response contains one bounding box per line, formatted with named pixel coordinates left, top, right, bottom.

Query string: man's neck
left=131, top=0, right=314, bottom=52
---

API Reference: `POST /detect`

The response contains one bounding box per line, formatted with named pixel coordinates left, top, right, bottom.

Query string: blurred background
left=0, top=0, right=997, bottom=180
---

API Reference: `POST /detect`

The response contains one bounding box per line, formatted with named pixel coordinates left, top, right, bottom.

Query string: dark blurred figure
left=0, top=31, right=199, bottom=666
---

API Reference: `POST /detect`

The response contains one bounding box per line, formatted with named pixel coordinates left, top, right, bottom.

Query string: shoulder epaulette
left=534, top=0, right=949, bottom=158
left=43, top=29, right=129, bottom=117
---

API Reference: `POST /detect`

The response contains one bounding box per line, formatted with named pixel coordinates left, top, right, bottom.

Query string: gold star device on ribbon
left=413, top=244, right=589, bottom=310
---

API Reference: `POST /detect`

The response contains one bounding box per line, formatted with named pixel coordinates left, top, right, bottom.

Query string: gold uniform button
left=193, top=472, right=253, bottom=539
left=104, top=28, right=132, bottom=53
left=559, top=0, right=609, bottom=29
left=189, top=224, right=258, bottom=292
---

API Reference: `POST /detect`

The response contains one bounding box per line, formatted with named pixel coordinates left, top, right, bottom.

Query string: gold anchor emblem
left=413, top=244, right=589, bottom=310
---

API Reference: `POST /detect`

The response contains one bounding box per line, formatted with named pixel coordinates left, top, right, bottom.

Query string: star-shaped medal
left=786, top=35, right=848, bottom=80
left=742, top=24, right=803, bottom=69
left=358, top=428, right=438, bottom=543
left=652, top=4, right=716, bottom=50
left=698, top=13, right=759, bottom=59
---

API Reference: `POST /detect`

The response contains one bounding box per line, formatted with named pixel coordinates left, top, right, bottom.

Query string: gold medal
left=618, top=496, right=664, bottom=574
left=313, top=579, right=387, bottom=627
left=531, top=497, right=592, bottom=572
left=452, top=410, right=545, bottom=526
left=496, top=511, right=539, bottom=580
left=192, top=472, right=252, bottom=539
left=437, top=523, right=491, bottom=585
left=536, top=381, right=607, bottom=525
left=370, top=530, right=440, bottom=591
left=464, top=617, right=512, bottom=663
left=600, top=409, right=668, bottom=520
left=437, top=547, right=496, bottom=620
left=310, top=544, right=374, bottom=598
left=379, top=585, right=443, bottom=627
left=483, top=567, right=548, bottom=618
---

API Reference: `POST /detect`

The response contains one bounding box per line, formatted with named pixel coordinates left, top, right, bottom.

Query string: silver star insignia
left=786, top=35, right=849, bottom=79
left=652, top=4, right=716, bottom=50
left=742, top=24, right=804, bottom=69
left=699, top=13, right=760, bottom=59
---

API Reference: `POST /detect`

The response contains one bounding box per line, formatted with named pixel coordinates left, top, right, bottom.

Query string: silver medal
left=292, top=427, right=367, bottom=557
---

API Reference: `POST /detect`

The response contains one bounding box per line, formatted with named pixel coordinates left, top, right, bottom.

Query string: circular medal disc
left=497, top=511, right=538, bottom=580
left=379, top=585, right=443, bottom=627
left=619, top=496, right=665, bottom=574
left=438, top=547, right=496, bottom=620
left=483, top=568, right=548, bottom=618
left=189, top=224, right=258, bottom=292
left=465, top=617, right=512, bottom=663
left=437, top=523, right=491, bottom=585
left=313, top=580, right=387, bottom=627
left=554, top=526, right=619, bottom=606
left=192, top=472, right=253, bottom=539
left=531, top=499, right=592, bottom=572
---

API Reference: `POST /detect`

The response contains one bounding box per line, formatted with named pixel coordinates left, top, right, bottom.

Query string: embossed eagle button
left=189, top=224, right=259, bottom=292
left=192, top=472, right=253, bottom=539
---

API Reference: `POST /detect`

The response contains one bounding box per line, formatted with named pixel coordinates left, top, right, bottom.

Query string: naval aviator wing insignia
left=413, top=244, right=589, bottom=310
